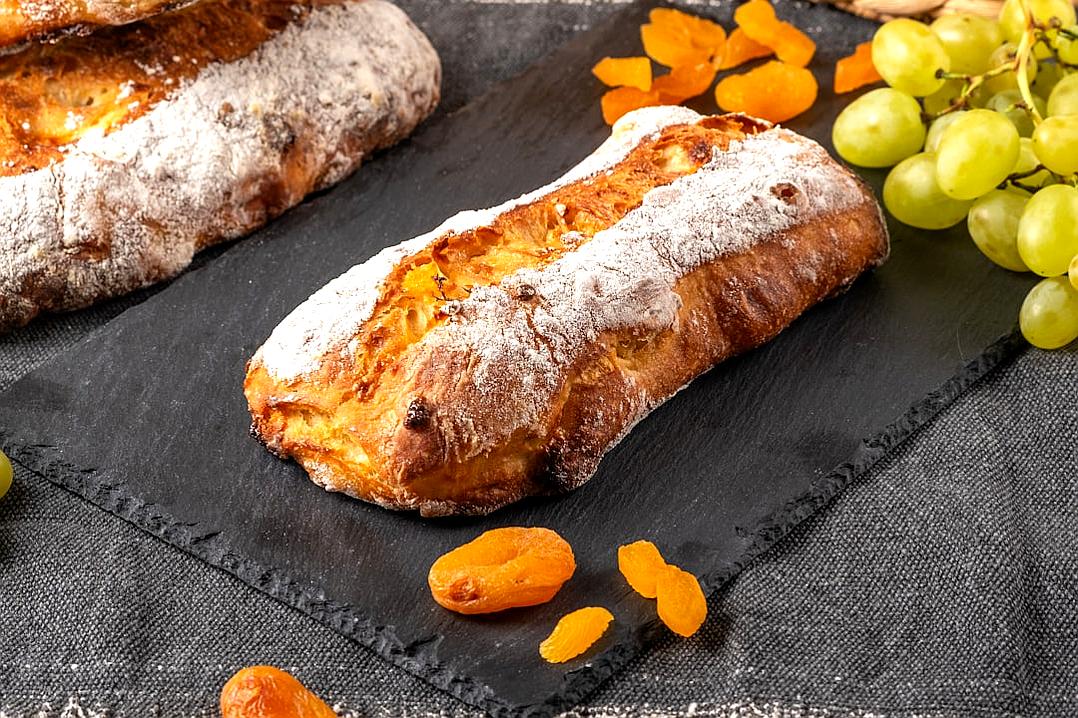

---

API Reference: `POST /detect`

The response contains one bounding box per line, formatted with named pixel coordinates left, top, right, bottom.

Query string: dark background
left=1, top=2, right=1076, bottom=716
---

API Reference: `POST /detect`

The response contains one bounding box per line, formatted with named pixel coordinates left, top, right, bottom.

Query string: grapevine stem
left=1015, top=0, right=1043, bottom=124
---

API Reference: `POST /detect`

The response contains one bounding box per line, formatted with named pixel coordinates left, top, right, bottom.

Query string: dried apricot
left=714, top=61, right=818, bottom=123
left=221, top=666, right=335, bottom=718
left=617, top=540, right=668, bottom=598
left=640, top=22, right=711, bottom=68
left=718, top=27, right=773, bottom=70
left=653, top=62, right=718, bottom=103
left=539, top=607, right=614, bottom=663
left=733, top=0, right=816, bottom=68
left=601, top=86, right=662, bottom=125
left=834, top=41, right=882, bottom=94
left=649, top=7, right=727, bottom=55
left=655, top=565, right=707, bottom=638
left=592, top=56, right=653, bottom=91
left=428, top=527, right=575, bottom=614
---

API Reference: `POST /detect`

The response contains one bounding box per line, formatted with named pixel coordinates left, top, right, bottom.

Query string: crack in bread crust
left=245, top=107, right=890, bottom=517
left=0, top=0, right=441, bottom=331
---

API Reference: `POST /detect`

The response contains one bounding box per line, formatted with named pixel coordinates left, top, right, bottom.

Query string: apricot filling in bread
left=0, top=0, right=330, bottom=176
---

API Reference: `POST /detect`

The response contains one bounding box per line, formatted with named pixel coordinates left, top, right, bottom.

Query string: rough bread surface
left=0, top=0, right=441, bottom=331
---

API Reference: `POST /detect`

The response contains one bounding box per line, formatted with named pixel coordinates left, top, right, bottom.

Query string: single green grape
left=1014, top=137, right=1055, bottom=189
left=872, top=19, right=952, bottom=97
left=967, top=189, right=1031, bottom=271
left=1054, top=25, right=1078, bottom=64
left=1016, top=184, right=1078, bottom=275
left=983, top=43, right=1038, bottom=96
left=883, top=152, right=975, bottom=229
left=935, top=109, right=1021, bottom=199
left=832, top=89, right=927, bottom=168
left=0, top=449, right=11, bottom=501
left=1047, top=73, right=1078, bottom=116
left=1031, top=59, right=1066, bottom=99
left=1070, top=253, right=1078, bottom=290
left=925, top=111, right=966, bottom=152
left=930, top=14, right=1005, bottom=75
left=1019, top=276, right=1078, bottom=349
left=1032, top=115, right=1078, bottom=175
left=986, top=89, right=1048, bottom=137
left=1000, top=0, right=1077, bottom=44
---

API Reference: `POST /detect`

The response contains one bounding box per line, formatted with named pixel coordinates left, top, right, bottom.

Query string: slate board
left=0, top=3, right=1037, bottom=716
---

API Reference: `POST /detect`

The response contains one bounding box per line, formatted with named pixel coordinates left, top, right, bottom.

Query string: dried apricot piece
left=601, top=86, right=662, bottom=125
left=221, top=666, right=335, bottom=718
left=640, top=22, right=711, bottom=68
left=655, top=565, right=708, bottom=638
left=653, top=62, right=718, bottom=103
left=428, top=527, right=575, bottom=614
left=834, top=41, right=882, bottom=94
left=539, top=607, right=614, bottom=663
left=592, top=56, right=653, bottom=91
left=733, top=0, right=816, bottom=68
left=714, top=60, right=818, bottom=123
left=649, top=7, right=727, bottom=55
left=718, top=27, right=773, bottom=70
left=617, top=540, right=668, bottom=598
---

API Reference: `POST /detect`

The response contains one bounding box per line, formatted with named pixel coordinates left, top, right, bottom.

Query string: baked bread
left=0, top=0, right=200, bottom=52
left=245, top=107, right=889, bottom=517
left=0, top=0, right=440, bottom=331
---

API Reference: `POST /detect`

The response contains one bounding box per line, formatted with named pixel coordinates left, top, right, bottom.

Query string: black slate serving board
left=0, top=3, right=1036, bottom=716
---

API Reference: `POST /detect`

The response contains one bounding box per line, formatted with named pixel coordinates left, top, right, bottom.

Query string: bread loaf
left=245, top=107, right=889, bottom=517
left=0, top=0, right=440, bottom=331
left=0, top=0, right=201, bottom=51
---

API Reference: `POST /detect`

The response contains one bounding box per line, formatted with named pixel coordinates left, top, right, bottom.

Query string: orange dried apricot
left=655, top=565, right=708, bottom=638
left=601, top=86, right=662, bottom=125
left=653, top=62, right=718, bottom=103
left=733, top=0, right=816, bottom=68
left=221, top=666, right=335, bottom=718
left=592, top=56, right=653, bottom=91
left=539, top=607, right=614, bottom=663
left=834, top=41, right=883, bottom=94
left=640, top=22, right=711, bottom=68
left=649, top=7, right=727, bottom=56
left=714, top=60, right=818, bottom=123
left=617, top=540, right=668, bottom=598
left=428, top=527, right=576, bottom=614
left=718, top=27, right=773, bottom=70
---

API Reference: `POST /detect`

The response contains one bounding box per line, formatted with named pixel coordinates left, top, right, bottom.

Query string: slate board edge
left=0, top=331, right=1027, bottom=718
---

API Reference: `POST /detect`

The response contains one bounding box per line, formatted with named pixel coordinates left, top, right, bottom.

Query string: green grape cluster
left=831, top=0, right=1078, bottom=350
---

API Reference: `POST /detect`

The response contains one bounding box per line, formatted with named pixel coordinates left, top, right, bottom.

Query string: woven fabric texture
left=1, top=2, right=1077, bottom=717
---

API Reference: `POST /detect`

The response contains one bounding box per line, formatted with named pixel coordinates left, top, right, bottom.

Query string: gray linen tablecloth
left=2, top=2, right=1076, bottom=716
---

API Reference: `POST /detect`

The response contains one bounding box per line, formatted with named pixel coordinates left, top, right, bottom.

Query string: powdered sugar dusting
left=256, top=105, right=701, bottom=380
left=416, top=127, right=866, bottom=458
left=0, top=0, right=440, bottom=329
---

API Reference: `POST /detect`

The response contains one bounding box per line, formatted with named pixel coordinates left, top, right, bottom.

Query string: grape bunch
left=831, top=0, right=1078, bottom=349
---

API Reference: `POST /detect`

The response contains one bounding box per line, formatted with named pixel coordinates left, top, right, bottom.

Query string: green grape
left=986, top=89, right=1048, bottom=136
left=923, top=79, right=962, bottom=115
left=0, top=449, right=10, bottom=501
left=1019, top=276, right=1078, bottom=348
left=1014, top=136, right=1055, bottom=188
left=832, top=89, right=927, bottom=168
left=1070, top=253, right=1078, bottom=289
left=1047, top=73, right=1078, bottom=116
left=925, top=110, right=966, bottom=152
left=872, top=19, right=952, bottom=97
left=983, top=43, right=1038, bottom=95
left=1032, top=115, right=1078, bottom=175
left=930, top=14, right=1005, bottom=75
left=1032, top=59, right=1066, bottom=99
left=999, top=0, right=1077, bottom=44
left=967, top=189, right=1031, bottom=271
left=1016, top=184, right=1078, bottom=275
left=935, top=109, right=1021, bottom=199
left=1054, top=25, right=1078, bottom=64
left=883, top=152, right=974, bottom=229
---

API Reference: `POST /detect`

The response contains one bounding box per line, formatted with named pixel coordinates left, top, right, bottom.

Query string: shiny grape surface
left=832, top=89, right=927, bottom=167
left=1032, top=116, right=1078, bottom=175
left=931, top=14, right=1004, bottom=75
left=872, top=19, right=951, bottom=97
left=968, top=190, right=1031, bottom=271
left=1020, top=276, right=1078, bottom=348
left=925, top=111, right=966, bottom=153
left=1016, top=185, right=1078, bottom=276
left=883, top=153, right=975, bottom=229
left=935, top=110, right=1021, bottom=199
left=1047, top=73, right=1078, bottom=116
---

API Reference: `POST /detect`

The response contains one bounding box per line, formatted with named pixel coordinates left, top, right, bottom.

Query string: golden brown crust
left=245, top=109, right=888, bottom=516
